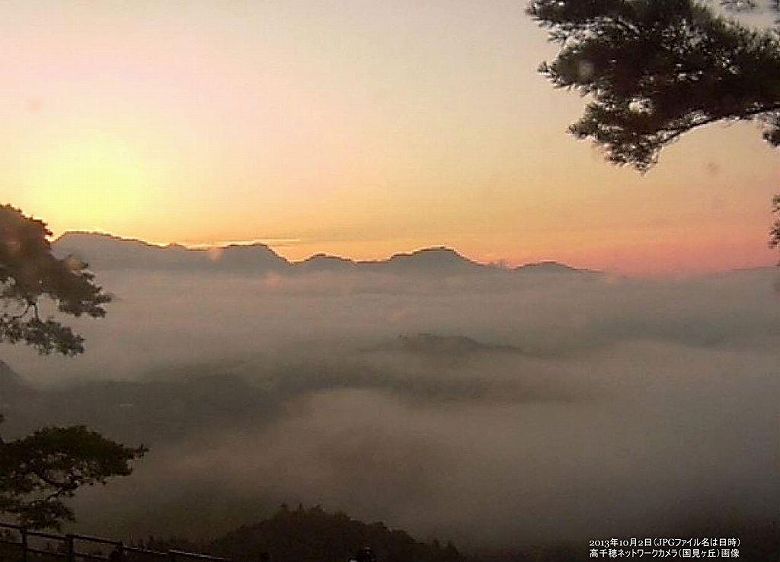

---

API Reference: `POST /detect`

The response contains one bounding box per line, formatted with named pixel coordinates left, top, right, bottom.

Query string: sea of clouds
left=3, top=265, right=779, bottom=548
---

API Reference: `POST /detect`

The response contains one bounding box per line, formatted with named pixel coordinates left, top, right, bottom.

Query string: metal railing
left=0, top=522, right=230, bottom=562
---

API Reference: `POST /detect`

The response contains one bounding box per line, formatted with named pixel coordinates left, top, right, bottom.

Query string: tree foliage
left=207, top=504, right=463, bottom=562
left=0, top=204, right=111, bottom=355
left=0, top=204, right=144, bottom=529
left=528, top=0, right=780, bottom=248
left=0, top=419, right=146, bottom=529
left=528, top=0, right=780, bottom=170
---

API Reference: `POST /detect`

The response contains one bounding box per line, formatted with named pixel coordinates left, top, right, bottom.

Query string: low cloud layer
left=2, top=263, right=779, bottom=549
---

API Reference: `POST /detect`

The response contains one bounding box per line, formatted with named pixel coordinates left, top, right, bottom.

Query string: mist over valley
left=2, top=233, right=777, bottom=551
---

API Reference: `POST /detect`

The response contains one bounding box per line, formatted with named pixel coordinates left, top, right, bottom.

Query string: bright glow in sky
left=2, top=0, right=779, bottom=276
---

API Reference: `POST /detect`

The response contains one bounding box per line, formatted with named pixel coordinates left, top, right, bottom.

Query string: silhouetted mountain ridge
left=517, top=260, right=581, bottom=273
left=53, top=232, right=592, bottom=277
left=358, top=247, right=484, bottom=275
left=367, top=333, right=522, bottom=356
left=297, top=253, right=357, bottom=272
left=54, top=232, right=288, bottom=272
left=128, top=505, right=780, bottom=562
left=147, top=504, right=464, bottom=562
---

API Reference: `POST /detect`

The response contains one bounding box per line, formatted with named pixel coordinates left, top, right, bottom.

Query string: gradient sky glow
left=2, top=0, right=779, bottom=276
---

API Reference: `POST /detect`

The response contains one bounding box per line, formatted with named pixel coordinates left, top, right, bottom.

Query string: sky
left=1, top=0, right=779, bottom=276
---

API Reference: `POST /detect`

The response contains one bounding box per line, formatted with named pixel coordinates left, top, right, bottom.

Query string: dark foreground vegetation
left=145, top=507, right=780, bottom=562
left=6, top=505, right=772, bottom=562
left=144, top=505, right=463, bottom=562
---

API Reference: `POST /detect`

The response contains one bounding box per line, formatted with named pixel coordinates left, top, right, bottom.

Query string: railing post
left=66, top=534, right=75, bottom=562
left=169, top=550, right=177, bottom=562
left=20, top=527, right=27, bottom=562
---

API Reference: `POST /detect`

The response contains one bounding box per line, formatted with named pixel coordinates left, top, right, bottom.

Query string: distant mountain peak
left=305, top=252, right=350, bottom=261
left=56, top=231, right=162, bottom=248
left=517, top=260, right=575, bottom=271
left=210, top=243, right=289, bottom=269
left=51, top=232, right=591, bottom=277
left=392, top=246, right=468, bottom=260
left=514, top=261, right=596, bottom=274
left=53, top=231, right=289, bottom=272
left=298, top=253, right=356, bottom=271
left=358, top=246, right=485, bottom=275
left=365, top=333, right=521, bottom=357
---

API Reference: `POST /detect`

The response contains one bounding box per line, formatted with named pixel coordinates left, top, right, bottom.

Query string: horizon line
left=53, top=229, right=778, bottom=278
left=53, top=229, right=590, bottom=271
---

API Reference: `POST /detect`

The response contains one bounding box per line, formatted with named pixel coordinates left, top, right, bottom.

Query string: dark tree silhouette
left=206, top=504, right=464, bottom=562
left=0, top=204, right=111, bottom=354
left=528, top=0, right=780, bottom=247
left=0, top=419, right=146, bottom=529
left=0, top=204, right=145, bottom=528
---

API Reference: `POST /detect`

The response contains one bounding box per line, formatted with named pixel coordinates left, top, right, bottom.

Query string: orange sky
left=2, top=1, right=779, bottom=276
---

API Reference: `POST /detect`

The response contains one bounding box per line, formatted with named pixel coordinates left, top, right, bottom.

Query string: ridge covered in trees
left=141, top=505, right=463, bottom=562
